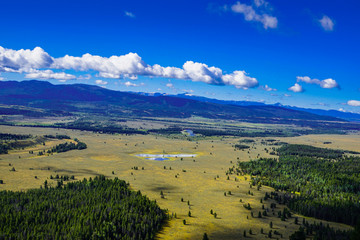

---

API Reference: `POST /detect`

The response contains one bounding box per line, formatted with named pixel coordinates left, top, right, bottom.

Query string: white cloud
left=98, top=72, right=120, bottom=79
left=260, top=84, right=277, bottom=91
left=296, top=76, right=339, bottom=89
left=284, top=94, right=291, bottom=97
left=0, top=45, right=259, bottom=90
left=123, top=74, right=138, bottom=80
left=319, top=15, right=334, bottom=31
left=231, top=1, right=277, bottom=29
left=320, top=78, right=339, bottom=89
left=53, top=51, right=258, bottom=89
left=147, top=64, right=188, bottom=79
left=53, top=52, right=188, bottom=80
left=54, top=52, right=148, bottom=78
left=347, top=100, right=360, bottom=107
left=338, top=108, right=346, bottom=112
left=123, top=81, right=144, bottom=87
left=166, top=83, right=174, bottom=88
left=296, top=76, right=317, bottom=84
left=288, top=83, right=304, bottom=93
left=78, top=74, right=92, bottom=80
left=124, top=11, right=135, bottom=18
left=183, top=61, right=223, bottom=84
left=222, top=71, right=259, bottom=89
left=0, top=46, right=53, bottom=72
left=124, top=81, right=137, bottom=87
left=25, top=69, right=76, bottom=80
left=182, top=89, right=194, bottom=93
left=95, top=80, right=108, bottom=85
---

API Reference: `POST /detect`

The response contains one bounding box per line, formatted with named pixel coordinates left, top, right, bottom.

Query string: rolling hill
left=161, top=93, right=360, bottom=122
left=0, top=80, right=347, bottom=125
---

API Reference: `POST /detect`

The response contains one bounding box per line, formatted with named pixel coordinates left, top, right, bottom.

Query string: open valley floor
left=0, top=125, right=357, bottom=239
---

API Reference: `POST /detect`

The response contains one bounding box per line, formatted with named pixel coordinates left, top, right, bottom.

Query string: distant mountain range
left=136, top=92, right=360, bottom=122
left=278, top=106, right=360, bottom=122
left=0, top=80, right=352, bottom=126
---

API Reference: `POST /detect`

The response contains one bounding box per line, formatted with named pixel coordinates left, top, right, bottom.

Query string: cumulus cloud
left=319, top=15, right=334, bottom=31
left=296, top=76, right=339, bottom=89
left=231, top=1, right=277, bottom=29
left=347, top=100, right=360, bottom=107
left=296, top=76, right=316, bottom=84
left=25, top=69, right=76, bottom=80
left=0, top=45, right=259, bottom=90
left=124, top=11, right=135, bottom=18
left=288, top=83, right=304, bottom=93
left=182, top=61, right=223, bottom=84
left=320, top=78, right=339, bottom=89
left=53, top=53, right=201, bottom=83
left=260, top=84, right=277, bottom=91
left=53, top=52, right=148, bottom=78
left=222, top=71, right=259, bottom=89
left=95, top=80, right=108, bottom=85
left=0, top=46, right=53, bottom=72
left=52, top=50, right=258, bottom=89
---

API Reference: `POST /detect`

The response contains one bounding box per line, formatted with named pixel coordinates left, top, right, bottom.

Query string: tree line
left=0, top=133, right=32, bottom=154
left=276, top=144, right=347, bottom=159
left=0, top=133, right=32, bottom=140
left=48, top=139, right=87, bottom=153
left=44, top=134, right=71, bottom=140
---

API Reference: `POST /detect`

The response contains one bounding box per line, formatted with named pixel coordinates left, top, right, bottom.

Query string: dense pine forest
left=238, top=144, right=360, bottom=227
left=276, top=144, right=359, bottom=158
left=0, top=176, right=167, bottom=239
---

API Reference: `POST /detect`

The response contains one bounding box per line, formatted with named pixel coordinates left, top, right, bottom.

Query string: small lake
left=137, top=154, right=197, bottom=158
left=145, top=157, right=170, bottom=161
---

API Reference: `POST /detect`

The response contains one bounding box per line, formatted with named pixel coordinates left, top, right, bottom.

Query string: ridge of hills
left=0, top=80, right=349, bottom=126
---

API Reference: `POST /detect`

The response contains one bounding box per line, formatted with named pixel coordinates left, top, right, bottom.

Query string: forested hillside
left=0, top=176, right=167, bottom=239
left=238, top=145, right=360, bottom=227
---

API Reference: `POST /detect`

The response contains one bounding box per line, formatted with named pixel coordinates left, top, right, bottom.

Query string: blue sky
left=0, top=0, right=360, bottom=112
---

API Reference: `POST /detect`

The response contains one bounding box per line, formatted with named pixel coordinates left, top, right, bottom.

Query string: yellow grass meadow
left=0, top=125, right=357, bottom=239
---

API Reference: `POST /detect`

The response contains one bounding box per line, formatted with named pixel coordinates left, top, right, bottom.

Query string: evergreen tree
left=202, top=233, right=209, bottom=240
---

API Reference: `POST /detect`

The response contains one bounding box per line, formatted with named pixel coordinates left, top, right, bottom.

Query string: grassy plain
left=0, top=125, right=357, bottom=239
